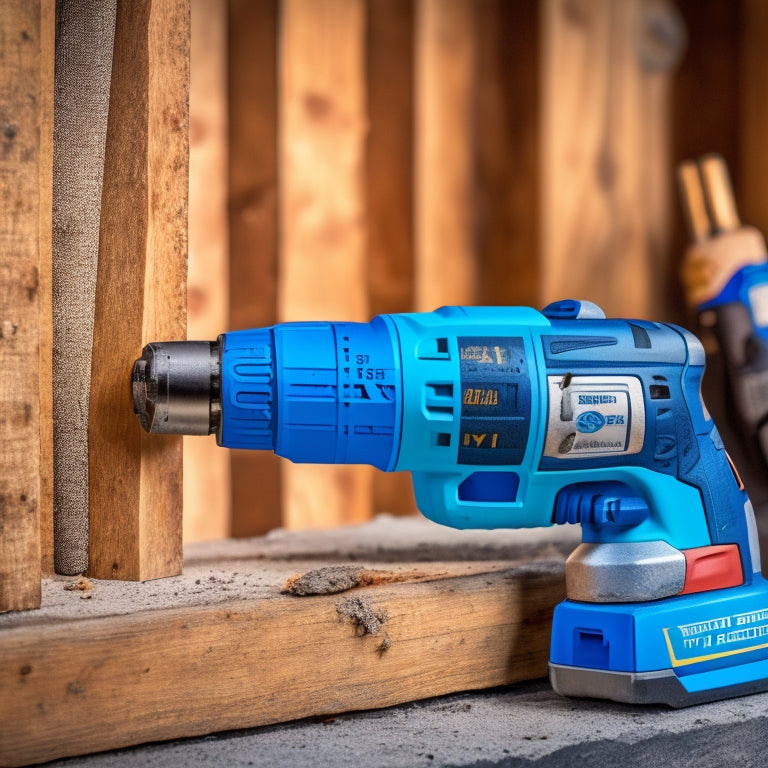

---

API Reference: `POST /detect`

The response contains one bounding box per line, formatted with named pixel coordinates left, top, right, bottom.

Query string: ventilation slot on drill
left=425, top=382, right=454, bottom=420
left=417, top=337, right=450, bottom=360
left=629, top=322, right=652, bottom=349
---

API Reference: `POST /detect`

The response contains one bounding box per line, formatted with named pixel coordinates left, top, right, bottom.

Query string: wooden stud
left=185, top=0, right=230, bottom=542
left=39, top=0, right=55, bottom=574
left=0, top=0, right=46, bottom=611
left=541, top=0, right=676, bottom=319
left=475, top=0, right=540, bottom=308
left=414, top=0, right=478, bottom=311
left=738, top=0, right=768, bottom=238
left=278, top=0, right=372, bottom=529
left=88, top=0, right=190, bottom=580
left=227, top=0, right=283, bottom=537
left=367, top=0, right=418, bottom=518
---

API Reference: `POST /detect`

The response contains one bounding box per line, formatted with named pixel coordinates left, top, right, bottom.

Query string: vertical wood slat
left=475, top=0, right=540, bottom=308
left=227, top=0, right=283, bottom=537
left=738, top=0, right=768, bottom=239
left=367, top=0, right=417, bottom=518
left=279, top=0, right=372, bottom=529
left=88, top=0, right=189, bottom=580
left=0, top=0, right=47, bottom=610
left=414, top=0, right=478, bottom=311
left=39, top=0, right=55, bottom=573
left=185, top=0, right=229, bottom=543
left=541, top=0, right=675, bottom=319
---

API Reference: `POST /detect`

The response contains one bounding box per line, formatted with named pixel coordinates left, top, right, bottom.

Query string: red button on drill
left=680, top=544, right=743, bottom=594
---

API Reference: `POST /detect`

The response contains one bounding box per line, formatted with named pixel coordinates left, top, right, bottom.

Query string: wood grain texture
left=0, top=0, right=44, bottom=611
left=671, top=0, right=739, bottom=324
left=541, top=0, right=674, bottom=320
left=279, top=0, right=372, bottom=529
left=88, top=0, right=189, bottom=580
left=227, top=0, right=283, bottom=537
left=367, top=0, right=418, bottom=519
left=185, top=0, right=230, bottom=542
left=475, top=0, right=540, bottom=308
left=38, top=0, right=55, bottom=574
left=738, top=0, right=768, bottom=239
left=415, top=0, right=478, bottom=311
left=0, top=560, right=564, bottom=765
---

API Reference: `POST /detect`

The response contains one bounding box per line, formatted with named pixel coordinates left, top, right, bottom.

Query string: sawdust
left=283, top=565, right=427, bottom=596
left=336, top=596, right=389, bottom=636
left=63, top=577, right=94, bottom=599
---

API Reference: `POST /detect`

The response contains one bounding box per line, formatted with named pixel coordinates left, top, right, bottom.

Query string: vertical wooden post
left=88, top=0, right=190, bottom=580
left=279, top=0, right=371, bottom=528
left=541, top=0, right=676, bottom=318
left=185, top=0, right=230, bottom=542
left=738, top=0, right=768, bottom=238
left=475, top=0, right=540, bottom=308
left=39, top=0, right=55, bottom=573
left=227, top=0, right=283, bottom=537
left=367, top=0, right=418, bottom=518
left=0, top=0, right=49, bottom=610
left=414, top=0, right=478, bottom=311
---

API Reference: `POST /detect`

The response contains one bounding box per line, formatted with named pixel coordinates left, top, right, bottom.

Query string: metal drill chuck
left=131, top=340, right=221, bottom=436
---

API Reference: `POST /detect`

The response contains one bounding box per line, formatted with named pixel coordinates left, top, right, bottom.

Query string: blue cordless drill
left=132, top=299, right=768, bottom=707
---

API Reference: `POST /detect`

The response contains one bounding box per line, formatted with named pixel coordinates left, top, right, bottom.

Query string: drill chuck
left=132, top=340, right=222, bottom=436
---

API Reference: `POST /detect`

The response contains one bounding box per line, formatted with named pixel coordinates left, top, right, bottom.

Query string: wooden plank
left=475, top=0, right=540, bottom=308
left=541, top=0, right=677, bottom=319
left=185, top=0, right=229, bottom=542
left=671, top=0, right=739, bottom=322
left=227, top=0, right=283, bottom=537
left=0, top=0, right=44, bottom=611
left=366, top=0, right=418, bottom=518
left=88, top=0, right=190, bottom=580
left=738, top=0, right=768, bottom=238
left=0, top=521, right=575, bottom=766
left=414, top=0, right=478, bottom=311
left=366, top=0, right=415, bottom=318
left=278, top=0, right=372, bottom=529
left=38, top=0, right=55, bottom=574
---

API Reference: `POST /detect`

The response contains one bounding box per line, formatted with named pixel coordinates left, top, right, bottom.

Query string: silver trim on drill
left=544, top=375, right=645, bottom=459
left=565, top=540, right=686, bottom=603
left=744, top=499, right=762, bottom=574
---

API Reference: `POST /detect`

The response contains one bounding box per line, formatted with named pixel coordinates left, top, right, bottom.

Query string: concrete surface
left=39, top=678, right=768, bottom=767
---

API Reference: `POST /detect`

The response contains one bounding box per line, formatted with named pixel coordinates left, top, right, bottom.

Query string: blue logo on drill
left=575, top=411, right=606, bottom=434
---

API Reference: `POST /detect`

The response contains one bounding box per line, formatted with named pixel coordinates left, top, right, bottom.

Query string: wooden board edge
left=0, top=564, right=564, bottom=766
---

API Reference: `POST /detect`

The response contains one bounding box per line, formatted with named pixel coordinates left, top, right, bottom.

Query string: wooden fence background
left=187, top=0, right=768, bottom=542
left=3, top=0, right=768, bottom=608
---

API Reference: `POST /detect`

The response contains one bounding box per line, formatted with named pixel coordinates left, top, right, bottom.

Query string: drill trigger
left=552, top=481, right=650, bottom=528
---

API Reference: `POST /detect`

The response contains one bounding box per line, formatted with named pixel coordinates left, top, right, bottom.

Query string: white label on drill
left=748, top=283, right=768, bottom=328
left=543, top=375, right=645, bottom=458
left=663, top=607, right=768, bottom=667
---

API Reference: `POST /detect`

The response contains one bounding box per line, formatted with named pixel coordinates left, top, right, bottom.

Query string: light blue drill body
left=217, top=300, right=768, bottom=704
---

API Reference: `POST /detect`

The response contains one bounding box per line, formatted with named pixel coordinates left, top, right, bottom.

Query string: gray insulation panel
left=52, top=0, right=117, bottom=574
